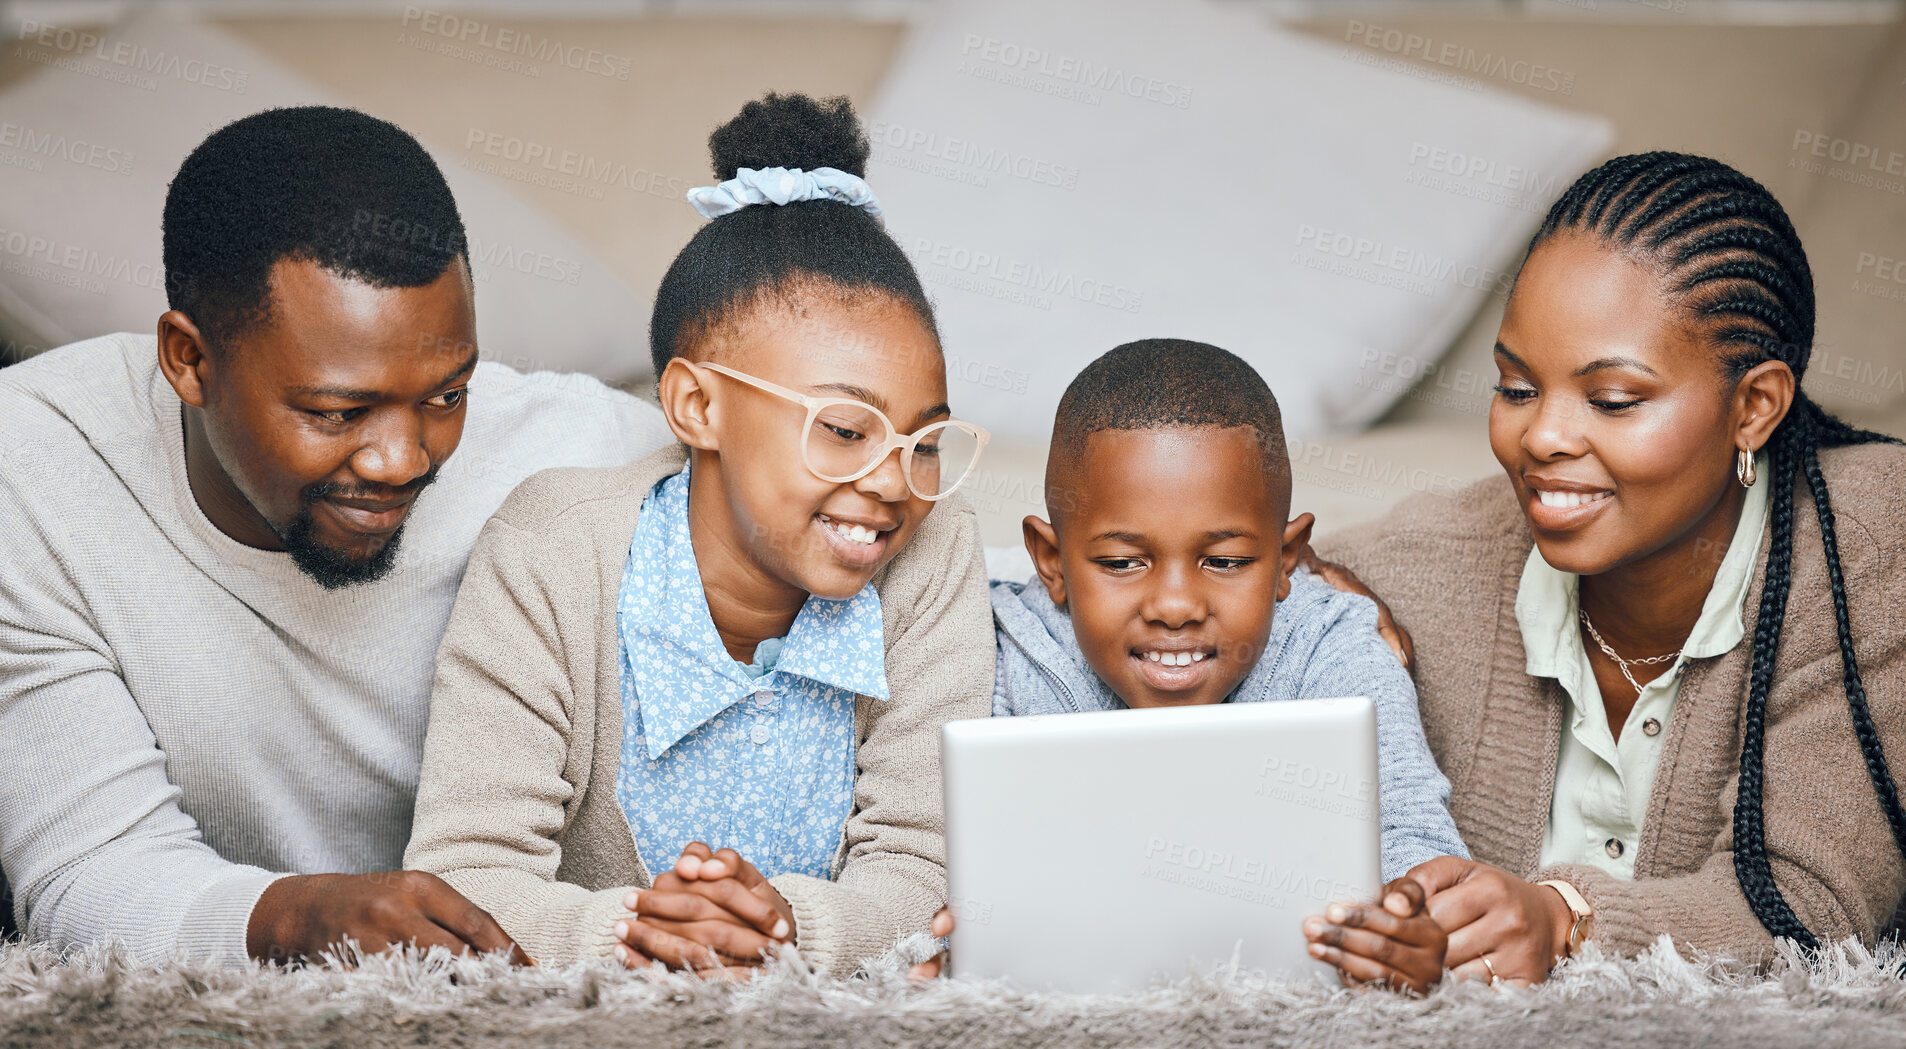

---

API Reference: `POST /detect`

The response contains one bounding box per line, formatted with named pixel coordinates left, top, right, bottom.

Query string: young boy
left=923, top=339, right=1467, bottom=993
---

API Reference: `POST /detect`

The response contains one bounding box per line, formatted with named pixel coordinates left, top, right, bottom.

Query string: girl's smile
left=815, top=510, right=896, bottom=568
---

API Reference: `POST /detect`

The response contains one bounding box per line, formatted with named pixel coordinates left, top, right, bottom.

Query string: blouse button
left=1642, top=718, right=1662, bottom=737
left=1604, top=837, right=1625, bottom=859
left=750, top=722, right=771, bottom=746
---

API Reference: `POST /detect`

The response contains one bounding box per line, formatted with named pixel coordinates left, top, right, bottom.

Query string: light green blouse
left=1518, top=455, right=1769, bottom=879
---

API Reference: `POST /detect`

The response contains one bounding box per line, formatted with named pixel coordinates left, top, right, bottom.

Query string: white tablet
left=942, top=697, right=1382, bottom=993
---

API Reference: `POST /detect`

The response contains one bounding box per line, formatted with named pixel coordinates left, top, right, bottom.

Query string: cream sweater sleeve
left=768, top=497, right=997, bottom=977
left=404, top=510, right=633, bottom=967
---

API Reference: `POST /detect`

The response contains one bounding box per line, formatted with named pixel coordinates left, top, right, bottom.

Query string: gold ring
left=1480, top=955, right=1501, bottom=987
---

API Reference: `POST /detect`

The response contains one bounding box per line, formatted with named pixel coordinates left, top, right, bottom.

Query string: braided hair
left=1528, top=152, right=1905, bottom=949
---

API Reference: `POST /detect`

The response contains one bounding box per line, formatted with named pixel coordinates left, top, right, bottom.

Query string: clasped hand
left=1405, top=856, right=1576, bottom=987
left=611, top=841, right=797, bottom=975
left=1301, top=877, right=1449, bottom=994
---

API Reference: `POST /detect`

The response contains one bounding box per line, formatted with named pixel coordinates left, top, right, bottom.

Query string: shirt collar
left=621, top=469, right=888, bottom=759
left=1516, top=452, right=1772, bottom=678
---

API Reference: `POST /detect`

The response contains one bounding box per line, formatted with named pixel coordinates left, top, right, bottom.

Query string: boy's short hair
left=1046, top=339, right=1289, bottom=514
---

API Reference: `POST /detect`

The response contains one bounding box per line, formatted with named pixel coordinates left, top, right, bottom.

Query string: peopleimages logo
left=1143, top=837, right=1363, bottom=907
left=957, top=35, right=1194, bottom=109
left=0, top=121, right=135, bottom=176
left=868, top=120, right=1082, bottom=191
left=1407, top=143, right=1557, bottom=196
left=463, top=128, right=690, bottom=201
left=1806, top=345, right=1906, bottom=405
left=14, top=19, right=250, bottom=93
left=468, top=235, right=583, bottom=287
left=0, top=227, right=166, bottom=295
left=1257, top=756, right=1371, bottom=802
left=949, top=896, right=995, bottom=926
left=399, top=7, right=632, bottom=80
left=1789, top=130, right=1906, bottom=195
left=912, top=237, right=1145, bottom=314
left=1288, top=439, right=1466, bottom=501
left=1853, top=252, right=1906, bottom=306
left=1253, top=755, right=1376, bottom=818
left=1792, top=130, right=1906, bottom=175
left=1292, top=223, right=1517, bottom=297
left=1354, top=347, right=1494, bottom=417
left=1343, top=20, right=1575, bottom=96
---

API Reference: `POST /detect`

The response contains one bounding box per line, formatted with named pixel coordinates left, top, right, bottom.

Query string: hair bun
left=707, top=92, right=870, bottom=181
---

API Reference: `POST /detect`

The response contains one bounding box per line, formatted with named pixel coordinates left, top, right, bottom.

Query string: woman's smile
left=1522, top=474, right=1616, bottom=532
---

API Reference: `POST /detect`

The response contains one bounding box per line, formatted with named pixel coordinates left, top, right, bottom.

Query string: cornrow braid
left=1531, top=152, right=1906, bottom=950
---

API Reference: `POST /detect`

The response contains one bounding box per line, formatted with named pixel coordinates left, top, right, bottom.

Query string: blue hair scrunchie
left=685, top=166, right=884, bottom=221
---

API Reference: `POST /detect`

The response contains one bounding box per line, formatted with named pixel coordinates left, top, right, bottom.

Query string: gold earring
left=1737, top=448, right=1756, bottom=488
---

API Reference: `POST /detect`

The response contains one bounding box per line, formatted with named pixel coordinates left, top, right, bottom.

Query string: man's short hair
left=1049, top=338, right=1289, bottom=479
left=161, top=105, right=468, bottom=353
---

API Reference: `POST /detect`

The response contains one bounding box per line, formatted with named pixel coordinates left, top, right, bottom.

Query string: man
left=0, top=106, right=672, bottom=963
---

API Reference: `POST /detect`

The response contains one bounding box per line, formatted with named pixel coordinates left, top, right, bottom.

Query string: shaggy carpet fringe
left=3, top=935, right=1905, bottom=1047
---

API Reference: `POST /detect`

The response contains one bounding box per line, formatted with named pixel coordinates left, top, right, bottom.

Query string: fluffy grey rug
left=4, top=935, right=1905, bottom=1049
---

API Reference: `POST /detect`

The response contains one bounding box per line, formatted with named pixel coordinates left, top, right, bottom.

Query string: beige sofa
left=4, top=6, right=1898, bottom=546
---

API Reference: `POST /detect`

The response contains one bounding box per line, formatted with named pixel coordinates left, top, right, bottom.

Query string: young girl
left=1319, top=152, right=1906, bottom=983
left=403, top=93, right=995, bottom=975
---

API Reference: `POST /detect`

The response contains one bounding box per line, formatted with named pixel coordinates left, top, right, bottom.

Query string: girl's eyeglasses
left=699, top=362, right=990, bottom=501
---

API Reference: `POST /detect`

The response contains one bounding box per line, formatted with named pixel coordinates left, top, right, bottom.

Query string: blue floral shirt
left=615, top=469, right=888, bottom=879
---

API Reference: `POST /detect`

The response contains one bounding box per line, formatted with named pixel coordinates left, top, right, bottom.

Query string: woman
left=1319, top=152, right=1906, bottom=984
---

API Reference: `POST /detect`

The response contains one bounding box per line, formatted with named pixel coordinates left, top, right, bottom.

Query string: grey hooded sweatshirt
left=991, top=568, right=1468, bottom=880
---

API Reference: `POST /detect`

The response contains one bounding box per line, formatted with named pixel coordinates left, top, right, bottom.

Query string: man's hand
left=1303, top=878, right=1448, bottom=995
left=908, top=907, right=956, bottom=982
left=611, top=842, right=795, bottom=973
left=1407, top=856, right=1574, bottom=986
left=247, top=871, right=530, bottom=966
left=1297, top=544, right=1414, bottom=673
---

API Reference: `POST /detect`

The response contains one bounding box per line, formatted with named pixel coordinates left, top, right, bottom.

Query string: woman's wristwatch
left=1538, top=879, right=1594, bottom=958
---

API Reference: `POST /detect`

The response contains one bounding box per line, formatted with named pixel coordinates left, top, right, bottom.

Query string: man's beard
left=274, top=469, right=438, bottom=590
left=279, top=511, right=408, bottom=590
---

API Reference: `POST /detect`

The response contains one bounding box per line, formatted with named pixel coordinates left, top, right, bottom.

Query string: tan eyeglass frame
left=698, top=362, right=990, bottom=501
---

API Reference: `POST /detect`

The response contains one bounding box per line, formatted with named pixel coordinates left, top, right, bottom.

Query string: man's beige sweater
left=1320, top=443, right=1906, bottom=961
left=0, top=334, right=673, bottom=963
left=404, top=447, right=995, bottom=975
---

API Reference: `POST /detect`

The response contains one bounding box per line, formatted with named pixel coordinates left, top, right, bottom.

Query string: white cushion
left=0, top=11, right=645, bottom=382
left=869, top=0, right=1612, bottom=442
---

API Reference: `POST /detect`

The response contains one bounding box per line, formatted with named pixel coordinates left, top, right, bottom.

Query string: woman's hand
left=611, top=842, right=796, bottom=973
left=1302, top=878, right=1448, bottom=995
left=1296, top=545, right=1414, bottom=673
left=1407, top=856, right=1574, bottom=986
left=908, top=908, right=956, bottom=981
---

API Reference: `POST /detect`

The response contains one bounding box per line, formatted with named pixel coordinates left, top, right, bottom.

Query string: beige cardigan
left=404, top=446, right=995, bottom=973
left=1319, top=443, right=1906, bottom=962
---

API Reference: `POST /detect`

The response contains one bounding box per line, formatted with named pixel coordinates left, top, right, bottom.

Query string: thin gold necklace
left=1578, top=607, right=1680, bottom=696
